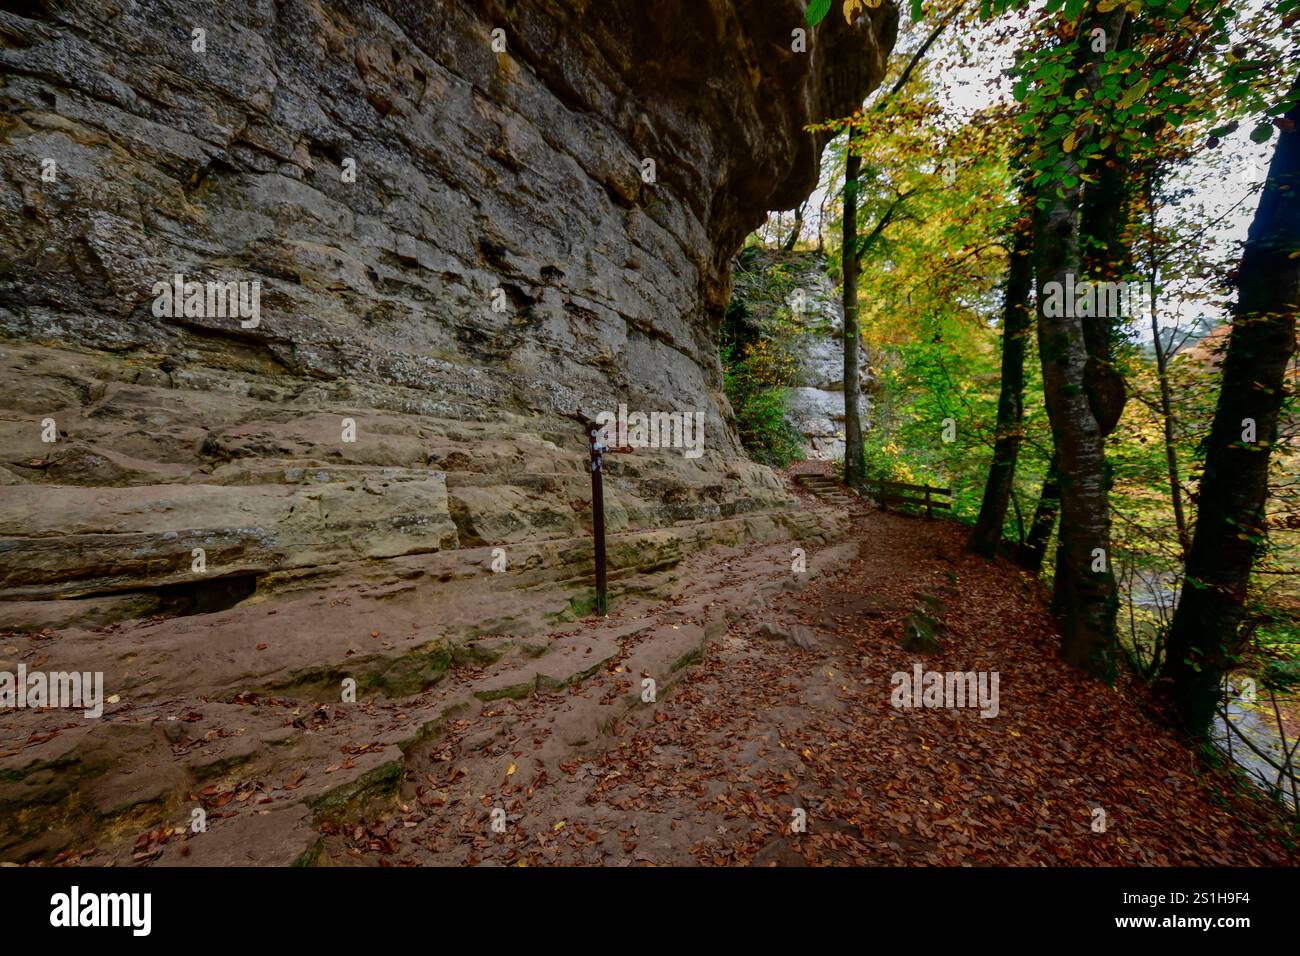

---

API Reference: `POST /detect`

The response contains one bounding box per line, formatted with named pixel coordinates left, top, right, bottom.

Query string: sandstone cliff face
left=0, top=0, right=894, bottom=622
left=728, top=249, right=870, bottom=460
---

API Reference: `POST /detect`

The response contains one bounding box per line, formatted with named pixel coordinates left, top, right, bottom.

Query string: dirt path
left=7, top=485, right=1293, bottom=867
left=330, top=507, right=1299, bottom=867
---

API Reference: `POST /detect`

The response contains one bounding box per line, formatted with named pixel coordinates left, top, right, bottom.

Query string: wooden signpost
left=586, top=422, right=609, bottom=615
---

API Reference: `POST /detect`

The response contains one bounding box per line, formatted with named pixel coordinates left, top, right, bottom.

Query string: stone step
left=796, top=482, right=842, bottom=493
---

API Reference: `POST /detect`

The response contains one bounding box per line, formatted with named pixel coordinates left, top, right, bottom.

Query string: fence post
left=925, top=486, right=933, bottom=519
left=587, top=422, right=608, bottom=616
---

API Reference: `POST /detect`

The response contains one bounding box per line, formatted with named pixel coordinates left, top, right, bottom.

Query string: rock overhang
left=0, top=0, right=896, bottom=614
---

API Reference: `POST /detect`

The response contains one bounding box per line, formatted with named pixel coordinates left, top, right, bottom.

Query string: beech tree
left=843, top=150, right=867, bottom=487
left=1162, top=76, right=1300, bottom=735
left=834, top=0, right=968, bottom=489
left=969, top=194, right=1034, bottom=557
left=1018, top=452, right=1062, bottom=572
left=1030, top=8, right=1129, bottom=678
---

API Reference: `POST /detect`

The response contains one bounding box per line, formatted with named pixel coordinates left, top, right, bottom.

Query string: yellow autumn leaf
left=843, top=0, right=877, bottom=22
left=1117, top=77, right=1149, bottom=110
left=1062, top=131, right=1077, bottom=153
left=506, top=762, right=516, bottom=776
left=553, top=820, right=566, bottom=831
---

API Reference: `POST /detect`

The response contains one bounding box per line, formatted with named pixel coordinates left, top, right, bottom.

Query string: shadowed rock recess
left=0, top=0, right=894, bottom=625
left=0, top=1, right=894, bottom=863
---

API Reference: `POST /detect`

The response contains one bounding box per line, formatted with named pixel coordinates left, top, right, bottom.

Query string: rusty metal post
left=587, top=422, right=608, bottom=616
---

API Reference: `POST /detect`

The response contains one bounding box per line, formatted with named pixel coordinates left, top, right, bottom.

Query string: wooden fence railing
left=857, top=478, right=952, bottom=518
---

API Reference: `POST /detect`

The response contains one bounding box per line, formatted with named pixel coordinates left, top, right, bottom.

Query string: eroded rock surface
left=0, top=0, right=895, bottom=621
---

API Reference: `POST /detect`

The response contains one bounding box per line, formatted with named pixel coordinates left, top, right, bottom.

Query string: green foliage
left=721, top=256, right=808, bottom=468
left=821, top=83, right=1045, bottom=528
left=722, top=341, right=805, bottom=468
left=806, top=0, right=834, bottom=27
left=992, top=0, right=1298, bottom=205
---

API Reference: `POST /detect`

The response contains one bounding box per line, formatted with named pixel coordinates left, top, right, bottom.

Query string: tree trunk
left=843, top=149, right=866, bottom=487
left=970, top=204, right=1034, bottom=557
left=835, top=9, right=965, bottom=490
left=1162, top=78, right=1300, bottom=736
left=1152, top=307, right=1190, bottom=553
left=818, top=180, right=830, bottom=254
left=1077, top=14, right=1133, bottom=439
left=1144, top=170, right=1190, bottom=553
left=783, top=203, right=805, bottom=252
left=1031, top=12, right=1126, bottom=680
left=1035, top=179, right=1119, bottom=680
left=1018, top=453, right=1061, bottom=573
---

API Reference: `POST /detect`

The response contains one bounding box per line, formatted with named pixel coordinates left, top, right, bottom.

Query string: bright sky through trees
left=779, top=1, right=1274, bottom=347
